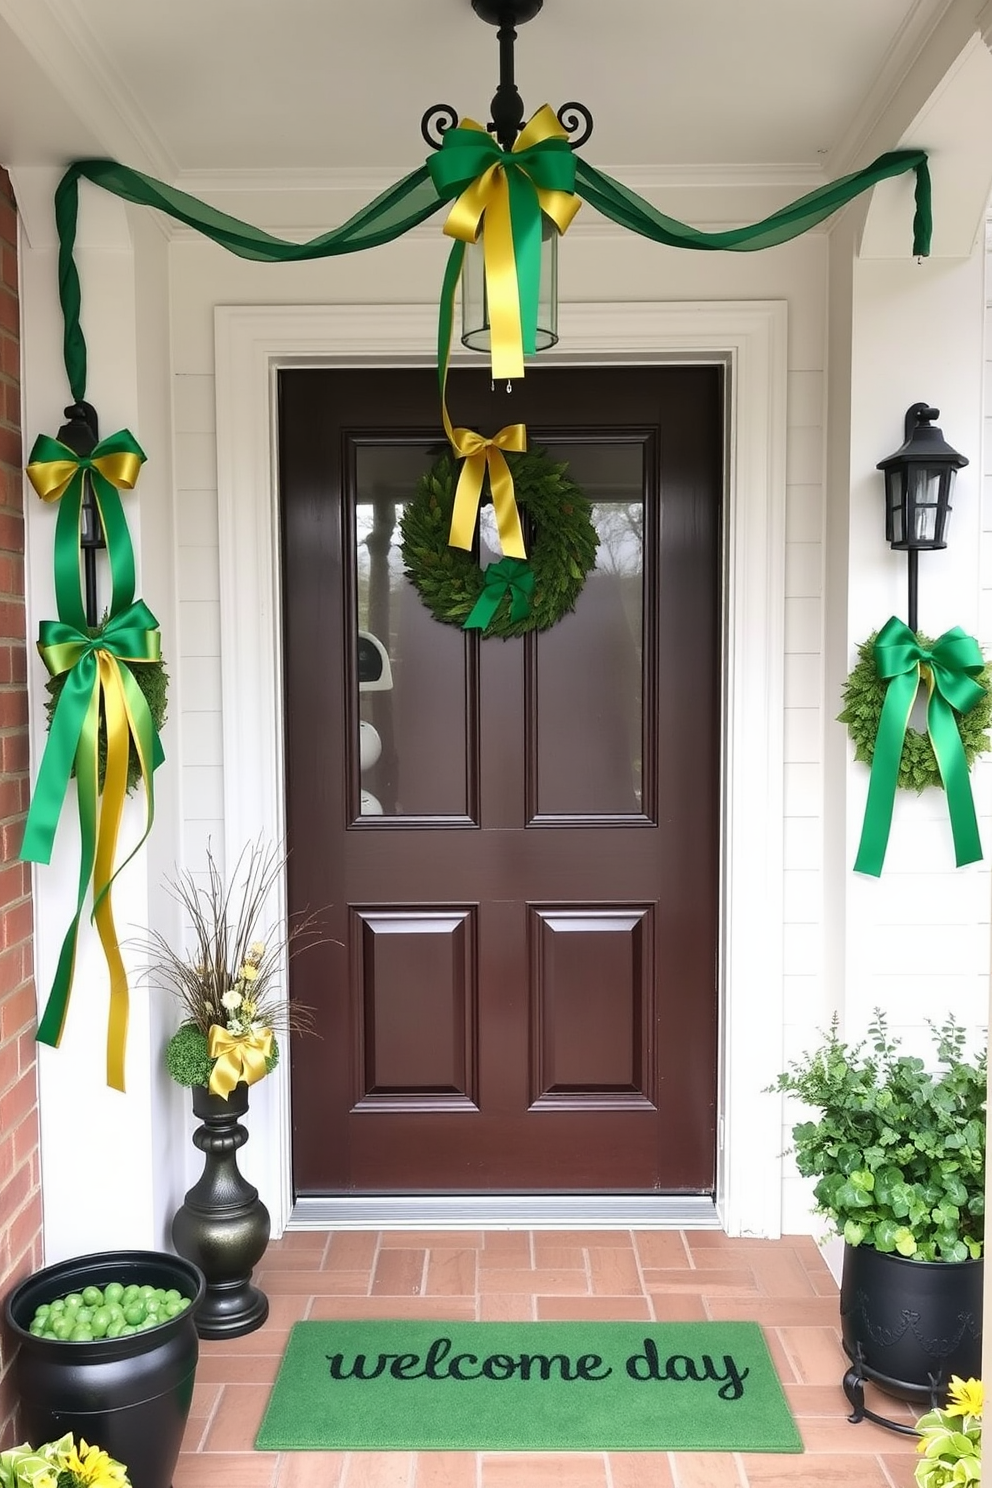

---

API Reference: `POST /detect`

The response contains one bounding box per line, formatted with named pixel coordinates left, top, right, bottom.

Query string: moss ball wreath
left=45, top=630, right=168, bottom=795
left=839, top=630, right=992, bottom=792
left=400, top=447, right=599, bottom=637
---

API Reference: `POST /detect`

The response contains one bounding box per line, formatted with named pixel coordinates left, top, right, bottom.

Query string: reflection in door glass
left=535, top=442, right=645, bottom=817
left=353, top=444, right=469, bottom=819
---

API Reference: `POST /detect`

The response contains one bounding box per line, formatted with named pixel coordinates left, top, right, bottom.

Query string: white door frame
left=213, top=299, right=788, bottom=1236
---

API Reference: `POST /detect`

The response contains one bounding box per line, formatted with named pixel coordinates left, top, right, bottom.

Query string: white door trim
left=214, top=299, right=788, bottom=1237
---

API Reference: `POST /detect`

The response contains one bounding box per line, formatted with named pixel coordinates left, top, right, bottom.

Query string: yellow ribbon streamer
left=443, top=420, right=528, bottom=558
left=207, top=1024, right=274, bottom=1098
left=26, top=449, right=143, bottom=503
left=441, top=107, right=580, bottom=381
left=93, top=652, right=138, bottom=1092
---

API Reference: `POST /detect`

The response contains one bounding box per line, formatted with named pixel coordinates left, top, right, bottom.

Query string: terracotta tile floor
left=175, top=1230, right=922, bottom=1488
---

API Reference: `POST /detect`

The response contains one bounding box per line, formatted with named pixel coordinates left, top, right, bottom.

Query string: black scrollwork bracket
left=420, top=100, right=594, bottom=152
left=421, top=106, right=460, bottom=152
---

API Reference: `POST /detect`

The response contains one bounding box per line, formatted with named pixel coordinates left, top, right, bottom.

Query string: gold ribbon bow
left=207, top=1024, right=274, bottom=1098
left=445, top=422, right=528, bottom=557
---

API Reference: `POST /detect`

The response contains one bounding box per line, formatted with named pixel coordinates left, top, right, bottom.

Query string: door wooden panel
left=531, top=907, right=652, bottom=1105
left=354, top=907, right=477, bottom=1108
left=279, top=364, right=722, bottom=1195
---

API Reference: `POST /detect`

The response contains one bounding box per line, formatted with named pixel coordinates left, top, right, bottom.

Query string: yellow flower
left=248, top=941, right=265, bottom=961
left=54, top=1438, right=130, bottom=1487
left=945, top=1376, right=983, bottom=1418
left=240, top=963, right=259, bottom=983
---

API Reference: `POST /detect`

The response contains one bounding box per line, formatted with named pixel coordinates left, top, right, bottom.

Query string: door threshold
left=288, top=1194, right=720, bottom=1231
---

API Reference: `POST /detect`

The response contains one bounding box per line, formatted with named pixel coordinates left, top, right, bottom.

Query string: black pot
left=840, top=1242, right=983, bottom=1404
left=4, top=1249, right=205, bottom=1488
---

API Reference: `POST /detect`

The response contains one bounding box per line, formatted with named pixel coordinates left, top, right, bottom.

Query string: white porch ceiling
left=0, top=0, right=970, bottom=187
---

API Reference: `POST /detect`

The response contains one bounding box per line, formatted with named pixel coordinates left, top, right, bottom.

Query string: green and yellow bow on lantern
left=25, top=430, right=145, bottom=629
left=853, top=616, right=987, bottom=876
left=428, top=104, right=580, bottom=382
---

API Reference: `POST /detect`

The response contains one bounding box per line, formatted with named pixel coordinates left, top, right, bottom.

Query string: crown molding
left=827, top=0, right=975, bottom=173
left=0, top=0, right=177, bottom=177
left=173, top=161, right=825, bottom=198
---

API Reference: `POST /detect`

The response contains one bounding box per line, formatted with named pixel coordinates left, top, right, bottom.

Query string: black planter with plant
left=4, top=1249, right=204, bottom=1488
left=773, top=1012, right=985, bottom=1431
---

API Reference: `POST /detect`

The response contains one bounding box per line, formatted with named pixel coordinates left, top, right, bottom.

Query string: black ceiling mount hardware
left=421, top=0, right=593, bottom=152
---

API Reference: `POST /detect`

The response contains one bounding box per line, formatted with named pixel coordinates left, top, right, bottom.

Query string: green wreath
left=44, top=625, right=168, bottom=795
left=400, top=447, right=599, bottom=637
left=839, top=630, right=992, bottom=791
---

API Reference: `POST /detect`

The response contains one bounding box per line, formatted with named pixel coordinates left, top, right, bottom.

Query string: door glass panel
left=534, top=441, right=645, bottom=817
left=353, top=443, right=469, bottom=819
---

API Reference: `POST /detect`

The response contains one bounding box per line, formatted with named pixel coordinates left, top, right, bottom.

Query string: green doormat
left=255, top=1320, right=803, bottom=1453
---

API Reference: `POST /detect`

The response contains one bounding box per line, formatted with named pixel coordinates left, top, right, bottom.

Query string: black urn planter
left=4, top=1249, right=204, bottom=1488
left=171, top=1081, right=270, bottom=1339
left=840, top=1242, right=983, bottom=1428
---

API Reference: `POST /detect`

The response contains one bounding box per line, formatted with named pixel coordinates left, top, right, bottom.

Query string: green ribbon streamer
left=53, top=148, right=930, bottom=401
left=854, top=615, right=985, bottom=877
left=26, top=430, right=144, bottom=629
left=55, top=159, right=444, bottom=402
left=20, top=600, right=164, bottom=1049
left=464, top=557, right=535, bottom=631
left=574, top=149, right=931, bottom=257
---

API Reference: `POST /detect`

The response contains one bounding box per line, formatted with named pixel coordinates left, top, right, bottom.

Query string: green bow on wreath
left=400, top=446, right=598, bottom=638
left=845, top=616, right=990, bottom=876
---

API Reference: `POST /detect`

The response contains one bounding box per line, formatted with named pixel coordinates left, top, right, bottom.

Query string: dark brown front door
left=280, top=365, right=722, bottom=1195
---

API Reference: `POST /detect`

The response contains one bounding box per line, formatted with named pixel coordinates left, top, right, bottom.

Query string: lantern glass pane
left=462, top=219, right=559, bottom=355
left=885, top=472, right=904, bottom=545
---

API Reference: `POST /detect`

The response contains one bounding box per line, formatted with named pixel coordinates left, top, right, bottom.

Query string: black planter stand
left=171, top=1082, right=270, bottom=1339
left=4, top=1250, right=204, bottom=1488
left=839, top=1243, right=982, bottom=1433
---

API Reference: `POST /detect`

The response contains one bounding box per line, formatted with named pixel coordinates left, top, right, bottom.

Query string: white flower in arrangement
left=221, top=990, right=243, bottom=1012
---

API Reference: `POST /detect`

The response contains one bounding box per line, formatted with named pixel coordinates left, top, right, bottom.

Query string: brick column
left=0, top=166, right=42, bottom=1450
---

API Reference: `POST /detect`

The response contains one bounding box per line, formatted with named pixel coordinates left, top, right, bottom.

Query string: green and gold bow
left=854, top=615, right=986, bottom=876
left=464, top=556, right=535, bottom=632
left=428, top=105, right=579, bottom=381
left=20, top=600, right=164, bottom=1091
left=26, top=429, right=145, bottom=631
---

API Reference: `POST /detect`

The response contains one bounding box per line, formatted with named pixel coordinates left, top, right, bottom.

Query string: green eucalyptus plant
left=771, top=1012, right=986, bottom=1262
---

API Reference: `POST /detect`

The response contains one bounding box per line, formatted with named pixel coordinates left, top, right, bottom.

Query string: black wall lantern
left=56, top=399, right=105, bottom=627
left=876, top=402, right=968, bottom=633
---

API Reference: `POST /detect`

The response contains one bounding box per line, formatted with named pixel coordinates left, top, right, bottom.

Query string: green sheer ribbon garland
left=54, top=142, right=931, bottom=403
left=20, top=431, right=164, bottom=1091
left=853, top=616, right=986, bottom=877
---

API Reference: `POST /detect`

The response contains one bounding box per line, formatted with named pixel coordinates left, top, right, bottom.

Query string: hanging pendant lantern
left=422, top=0, right=592, bottom=369
left=461, top=218, right=559, bottom=356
